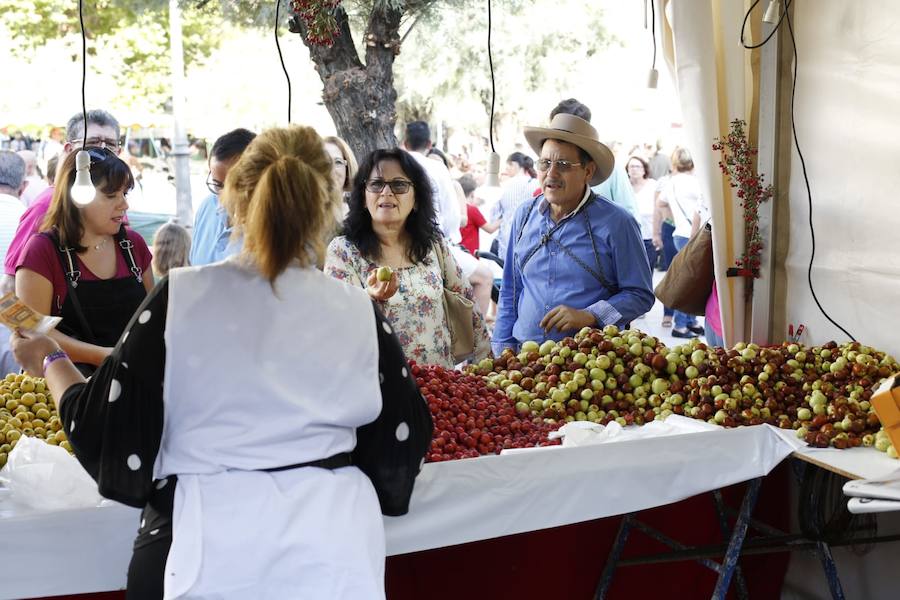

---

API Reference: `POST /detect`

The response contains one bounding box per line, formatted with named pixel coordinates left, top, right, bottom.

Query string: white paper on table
left=843, top=468, right=900, bottom=501
left=847, top=496, right=900, bottom=514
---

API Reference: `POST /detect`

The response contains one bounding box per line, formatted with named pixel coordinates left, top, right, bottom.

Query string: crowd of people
left=0, top=97, right=717, bottom=598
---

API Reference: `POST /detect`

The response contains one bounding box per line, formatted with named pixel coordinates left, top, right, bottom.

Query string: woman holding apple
left=11, top=126, right=432, bottom=600
left=325, top=148, right=491, bottom=368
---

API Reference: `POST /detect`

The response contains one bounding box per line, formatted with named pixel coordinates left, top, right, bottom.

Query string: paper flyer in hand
left=0, top=292, right=61, bottom=334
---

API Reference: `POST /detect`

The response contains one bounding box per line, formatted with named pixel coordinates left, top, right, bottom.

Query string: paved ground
left=631, top=270, right=709, bottom=349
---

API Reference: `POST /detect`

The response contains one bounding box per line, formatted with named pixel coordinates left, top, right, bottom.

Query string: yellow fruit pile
left=0, top=373, right=70, bottom=469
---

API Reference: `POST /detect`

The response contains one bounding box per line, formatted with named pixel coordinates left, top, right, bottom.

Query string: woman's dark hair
left=507, top=152, right=537, bottom=179
left=344, top=148, right=439, bottom=264
left=522, top=156, right=537, bottom=179
left=44, top=147, right=134, bottom=252
left=625, top=155, right=650, bottom=180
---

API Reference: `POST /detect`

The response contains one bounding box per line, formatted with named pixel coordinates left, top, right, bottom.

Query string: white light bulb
left=647, top=68, right=659, bottom=89
left=70, top=150, right=96, bottom=206
left=485, top=152, right=501, bottom=188
left=762, top=0, right=779, bottom=24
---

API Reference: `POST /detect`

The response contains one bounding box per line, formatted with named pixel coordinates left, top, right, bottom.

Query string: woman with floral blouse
left=325, top=148, right=490, bottom=367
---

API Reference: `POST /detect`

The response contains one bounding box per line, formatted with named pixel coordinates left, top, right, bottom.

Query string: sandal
left=662, top=315, right=673, bottom=328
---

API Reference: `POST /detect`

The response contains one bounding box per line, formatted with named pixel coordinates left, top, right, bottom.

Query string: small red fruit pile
left=411, top=363, right=562, bottom=463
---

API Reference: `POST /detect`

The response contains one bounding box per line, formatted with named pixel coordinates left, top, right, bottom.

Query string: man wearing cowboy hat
left=491, top=114, right=654, bottom=355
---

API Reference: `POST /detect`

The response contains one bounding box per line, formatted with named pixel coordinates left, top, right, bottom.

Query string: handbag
left=654, top=221, right=714, bottom=316
left=432, top=241, right=476, bottom=363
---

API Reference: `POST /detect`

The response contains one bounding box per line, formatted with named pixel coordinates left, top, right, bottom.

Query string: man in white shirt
left=16, top=150, right=48, bottom=207
left=0, top=151, right=27, bottom=372
left=403, top=122, right=493, bottom=315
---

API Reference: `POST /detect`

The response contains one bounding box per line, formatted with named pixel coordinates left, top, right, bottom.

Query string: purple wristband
left=42, top=350, right=69, bottom=374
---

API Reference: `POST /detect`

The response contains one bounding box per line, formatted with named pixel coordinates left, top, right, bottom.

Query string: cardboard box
left=872, top=374, right=900, bottom=452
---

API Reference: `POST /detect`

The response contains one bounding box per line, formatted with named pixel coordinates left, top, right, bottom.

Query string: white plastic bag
left=0, top=435, right=103, bottom=511
left=547, top=414, right=720, bottom=447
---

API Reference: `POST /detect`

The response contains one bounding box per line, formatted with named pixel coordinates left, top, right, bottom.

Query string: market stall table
left=0, top=424, right=797, bottom=600
left=595, top=445, right=900, bottom=600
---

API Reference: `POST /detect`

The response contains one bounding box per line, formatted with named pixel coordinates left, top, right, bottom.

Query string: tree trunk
left=298, top=3, right=403, bottom=162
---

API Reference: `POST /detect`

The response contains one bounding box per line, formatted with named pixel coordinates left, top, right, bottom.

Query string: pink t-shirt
left=16, top=228, right=152, bottom=315
left=4, top=185, right=53, bottom=276
left=705, top=282, right=722, bottom=336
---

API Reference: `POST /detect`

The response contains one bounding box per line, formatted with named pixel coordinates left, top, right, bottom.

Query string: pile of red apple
left=411, top=362, right=562, bottom=463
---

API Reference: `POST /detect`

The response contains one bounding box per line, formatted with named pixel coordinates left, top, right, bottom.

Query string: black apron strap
left=115, top=226, right=144, bottom=284
left=43, top=231, right=98, bottom=345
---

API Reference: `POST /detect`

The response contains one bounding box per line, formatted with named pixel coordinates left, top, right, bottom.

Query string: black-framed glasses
left=535, top=159, right=584, bottom=173
left=206, top=172, right=225, bottom=195
left=366, top=179, right=413, bottom=194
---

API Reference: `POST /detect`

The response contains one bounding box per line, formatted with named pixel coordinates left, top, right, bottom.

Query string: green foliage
left=393, top=0, right=616, bottom=133
left=1, top=0, right=222, bottom=112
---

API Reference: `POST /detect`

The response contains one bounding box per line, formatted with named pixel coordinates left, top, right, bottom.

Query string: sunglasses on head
left=83, top=146, right=118, bottom=164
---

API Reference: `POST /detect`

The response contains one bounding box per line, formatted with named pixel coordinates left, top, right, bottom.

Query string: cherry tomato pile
left=411, top=363, right=562, bottom=463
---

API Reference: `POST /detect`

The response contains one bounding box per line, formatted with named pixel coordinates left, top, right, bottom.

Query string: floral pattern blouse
left=325, top=236, right=491, bottom=368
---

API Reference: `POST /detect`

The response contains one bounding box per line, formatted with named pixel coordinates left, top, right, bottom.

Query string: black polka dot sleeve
left=58, top=277, right=169, bottom=508
left=353, top=302, right=434, bottom=517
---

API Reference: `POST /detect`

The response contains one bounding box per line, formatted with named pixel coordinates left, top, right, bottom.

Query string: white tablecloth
left=0, top=425, right=801, bottom=599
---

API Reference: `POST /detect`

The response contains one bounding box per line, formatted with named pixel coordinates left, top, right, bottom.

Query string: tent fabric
left=659, top=0, right=761, bottom=347
left=773, top=1, right=900, bottom=358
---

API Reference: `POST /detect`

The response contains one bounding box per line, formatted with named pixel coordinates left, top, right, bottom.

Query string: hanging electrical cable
left=275, top=0, right=293, bottom=123
left=71, top=0, right=95, bottom=206
left=647, top=0, right=658, bottom=88
left=484, top=0, right=501, bottom=187
left=782, top=4, right=855, bottom=341
left=739, top=0, right=855, bottom=340
left=740, top=0, right=792, bottom=49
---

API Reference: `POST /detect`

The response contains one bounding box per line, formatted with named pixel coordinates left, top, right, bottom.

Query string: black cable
left=487, top=0, right=496, bottom=153
left=275, top=0, right=292, bottom=123
left=738, top=0, right=855, bottom=340
left=783, top=5, right=856, bottom=341
left=650, top=0, right=656, bottom=70
left=78, top=0, right=87, bottom=148
left=740, top=0, right=793, bottom=49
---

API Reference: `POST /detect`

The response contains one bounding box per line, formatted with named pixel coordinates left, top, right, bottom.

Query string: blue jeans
left=672, top=235, right=697, bottom=330
left=705, top=327, right=724, bottom=347
left=661, top=221, right=678, bottom=317
left=643, top=239, right=658, bottom=272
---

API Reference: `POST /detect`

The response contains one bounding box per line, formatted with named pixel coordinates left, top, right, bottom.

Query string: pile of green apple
left=0, top=373, right=70, bottom=469
left=468, top=326, right=899, bottom=453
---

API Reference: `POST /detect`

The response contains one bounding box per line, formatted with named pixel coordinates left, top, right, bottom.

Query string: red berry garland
left=712, top=119, right=775, bottom=281
left=290, top=0, right=342, bottom=47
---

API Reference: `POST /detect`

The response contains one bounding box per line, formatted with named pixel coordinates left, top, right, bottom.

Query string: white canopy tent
left=659, top=2, right=900, bottom=597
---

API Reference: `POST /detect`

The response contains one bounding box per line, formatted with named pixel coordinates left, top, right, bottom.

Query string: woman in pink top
left=16, top=147, right=153, bottom=373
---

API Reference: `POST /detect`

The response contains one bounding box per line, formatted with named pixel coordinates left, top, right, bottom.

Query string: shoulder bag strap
left=669, top=177, right=693, bottom=225
left=432, top=240, right=446, bottom=284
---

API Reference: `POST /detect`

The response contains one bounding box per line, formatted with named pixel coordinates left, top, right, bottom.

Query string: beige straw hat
left=523, top=114, right=615, bottom=185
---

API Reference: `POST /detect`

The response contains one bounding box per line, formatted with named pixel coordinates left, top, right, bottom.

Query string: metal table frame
left=594, top=457, right=900, bottom=600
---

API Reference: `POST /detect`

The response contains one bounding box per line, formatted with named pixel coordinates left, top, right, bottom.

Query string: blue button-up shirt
left=190, top=193, right=242, bottom=266
left=491, top=187, right=654, bottom=355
